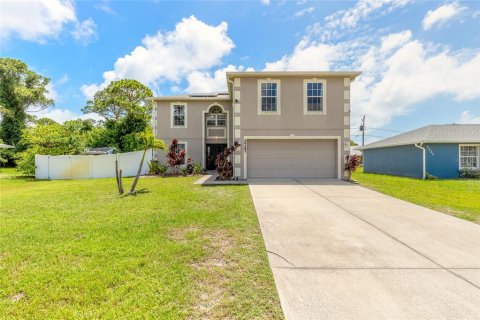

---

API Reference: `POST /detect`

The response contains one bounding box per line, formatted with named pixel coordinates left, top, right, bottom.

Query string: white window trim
left=459, top=144, right=480, bottom=170
left=177, top=141, right=188, bottom=153
left=170, top=102, right=187, bottom=128
left=258, top=79, right=281, bottom=115
left=206, top=113, right=227, bottom=127
left=303, top=78, right=327, bottom=115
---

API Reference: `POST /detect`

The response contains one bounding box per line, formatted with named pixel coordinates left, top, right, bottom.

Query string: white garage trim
left=243, top=136, right=342, bottom=180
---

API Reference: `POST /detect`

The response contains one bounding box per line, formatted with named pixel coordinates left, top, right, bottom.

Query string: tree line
left=0, top=58, right=154, bottom=175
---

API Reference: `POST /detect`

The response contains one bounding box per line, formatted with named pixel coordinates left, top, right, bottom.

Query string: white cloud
left=311, top=0, right=412, bottom=41
left=458, top=111, right=480, bottom=124
left=56, top=74, right=70, bottom=86
left=422, top=2, right=465, bottom=30
left=71, top=18, right=97, bottom=44
left=0, top=0, right=76, bottom=42
left=265, top=25, right=480, bottom=130
left=261, top=0, right=270, bottom=6
left=294, top=6, right=314, bottom=17
left=379, top=30, right=412, bottom=53
left=45, top=83, right=58, bottom=101
left=264, top=40, right=339, bottom=71
left=186, top=65, right=254, bottom=93
left=95, top=0, right=116, bottom=15
left=80, top=83, right=104, bottom=100
left=351, top=39, right=480, bottom=128
left=31, top=108, right=103, bottom=124
left=43, top=74, right=70, bottom=103
left=81, top=16, right=234, bottom=99
left=0, top=0, right=98, bottom=44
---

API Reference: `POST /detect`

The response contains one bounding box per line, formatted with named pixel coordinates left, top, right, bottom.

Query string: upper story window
left=258, top=80, right=280, bottom=114
left=206, top=105, right=226, bottom=126
left=304, top=79, right=326, bottom=114
left=459, top=145, right=479, bottom=169
left=206, top=114, right=226, bottom=126
left=171, top=103, right=187, bottom=128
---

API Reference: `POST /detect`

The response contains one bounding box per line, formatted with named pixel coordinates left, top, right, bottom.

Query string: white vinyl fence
left=35, top=150, right=153, bottom=180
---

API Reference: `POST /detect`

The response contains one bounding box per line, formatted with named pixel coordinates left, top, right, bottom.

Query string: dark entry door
left=206, top=144, right=227, bottom=170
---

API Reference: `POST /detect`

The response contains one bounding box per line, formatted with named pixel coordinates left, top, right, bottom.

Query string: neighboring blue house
left=358, top=124, right=480, bottom=179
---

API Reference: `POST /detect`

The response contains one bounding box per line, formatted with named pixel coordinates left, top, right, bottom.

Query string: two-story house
left=152, top=71, right=360, bottom=179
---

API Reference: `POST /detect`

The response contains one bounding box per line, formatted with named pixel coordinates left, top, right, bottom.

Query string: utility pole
left=360, top=115, right=366, bottom=146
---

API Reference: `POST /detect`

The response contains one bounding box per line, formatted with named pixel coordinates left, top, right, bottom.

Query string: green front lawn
left=352, top=168, right=480, bottom=223
left=0, top=168, right=283, bottom=319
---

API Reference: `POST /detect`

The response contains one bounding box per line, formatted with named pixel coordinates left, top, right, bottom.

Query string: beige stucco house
left=152, top=71, right=360, bottom=179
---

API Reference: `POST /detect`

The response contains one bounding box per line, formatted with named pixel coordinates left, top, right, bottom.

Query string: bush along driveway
left=0, top=170, right=283, bottom=319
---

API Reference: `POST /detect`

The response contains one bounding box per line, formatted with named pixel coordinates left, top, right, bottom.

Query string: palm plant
left=129, top=131, right=166, bottom=194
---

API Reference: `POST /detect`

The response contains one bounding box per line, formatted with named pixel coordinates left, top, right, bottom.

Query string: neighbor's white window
left=171, top=103, right=187, bottom=128
left=459, top=145, right=479, bottom=169
left=258, top=80, right=280, bottom=114
left=304, top=79, right=326, bottom=114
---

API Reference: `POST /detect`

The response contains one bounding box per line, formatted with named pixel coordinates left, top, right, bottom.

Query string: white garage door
left=247, top=139, right=337, bottom=178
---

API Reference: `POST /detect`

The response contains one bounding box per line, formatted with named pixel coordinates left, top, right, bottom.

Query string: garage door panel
left=247, top=139, right=337, bottom=178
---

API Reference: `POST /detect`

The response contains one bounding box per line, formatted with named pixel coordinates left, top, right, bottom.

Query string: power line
left=366, top=127, right=404, bottom=133
left=352, top=134, right=388, bottom=139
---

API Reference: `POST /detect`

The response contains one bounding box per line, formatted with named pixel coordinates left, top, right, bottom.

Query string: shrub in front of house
left=215, top=141, right=241, bottom=180
left=166, top=138, right=186, bottom=175
left=425, top=173, right=438, bottom=180
left=459, top=168, right=480, bottom=179
left=158, top=164, right=168, bottom=176
left=344, top=154, right=362, bottom=181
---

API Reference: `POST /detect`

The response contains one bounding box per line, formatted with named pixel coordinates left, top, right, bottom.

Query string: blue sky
left=1, top=0, right=479, bottom=144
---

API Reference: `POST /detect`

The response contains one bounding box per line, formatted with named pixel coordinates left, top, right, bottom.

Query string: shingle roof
left=358, top=124, right=480, bottom=150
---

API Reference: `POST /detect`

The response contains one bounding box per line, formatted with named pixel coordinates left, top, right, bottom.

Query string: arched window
left=208, top=105, right=223, bottom=114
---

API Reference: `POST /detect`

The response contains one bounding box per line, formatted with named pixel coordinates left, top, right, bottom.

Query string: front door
left=206, top=144, right=227, bottom=170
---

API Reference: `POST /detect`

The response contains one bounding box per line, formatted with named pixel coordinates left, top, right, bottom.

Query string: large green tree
left=16, top=119, right=97, bottom=175
left=82, top=79, right=153, bottom=152
left=83, top=79, right=153, bottom=121
left=0, top=58, right=53, bottom=147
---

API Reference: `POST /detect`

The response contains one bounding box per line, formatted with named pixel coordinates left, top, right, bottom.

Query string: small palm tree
left=130, top=131, right=166, bottom=194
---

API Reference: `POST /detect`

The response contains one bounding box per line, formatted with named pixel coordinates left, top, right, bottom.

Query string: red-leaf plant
left=166, top=138, right=186, bottom=175
left=344, top=154, right=362, bottom=181
left=215, top=141, right=241, bottom=180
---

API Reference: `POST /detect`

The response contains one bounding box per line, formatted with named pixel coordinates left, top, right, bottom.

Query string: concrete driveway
left=249, top=179, right=480, bottom=320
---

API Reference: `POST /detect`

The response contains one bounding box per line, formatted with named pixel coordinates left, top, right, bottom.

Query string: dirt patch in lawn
left=167, top=226, right=200, bottom=243
left=189, top=229, right=236, bottom=319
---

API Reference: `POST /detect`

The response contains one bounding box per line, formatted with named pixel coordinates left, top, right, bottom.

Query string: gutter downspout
left=414, top=143, right=426, bottom=179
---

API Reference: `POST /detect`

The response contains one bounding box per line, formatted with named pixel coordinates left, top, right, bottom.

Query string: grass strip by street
left=352, top=168, right=480, bottom=224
